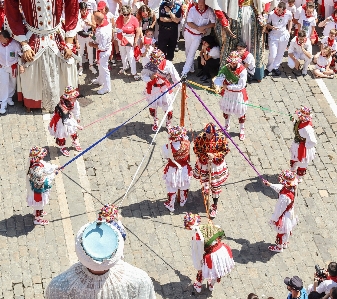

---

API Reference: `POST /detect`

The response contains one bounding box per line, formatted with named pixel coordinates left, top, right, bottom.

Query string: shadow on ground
left=0, top=214, right=35, bottom=237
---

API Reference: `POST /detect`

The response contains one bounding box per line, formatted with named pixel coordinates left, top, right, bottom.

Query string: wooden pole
left=180, top=76, right=187, bottom=126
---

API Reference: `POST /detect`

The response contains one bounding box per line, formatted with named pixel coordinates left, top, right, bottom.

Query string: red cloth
left=34, top=193, right=42, bottom=202
left=332, top=13, right=337, bottom=23
left=116, top=15, right=139, bottom=34
left=11, top=63, right=18, bottom=78
left=134, top=45, right=141, bottom=61
left=274, top=8, right=286, bottom=17
left=195, top=4, right=209, bottom=15
left=0, top=7, right=4, bottom=29
left=49, top=112, right=61, bottom=132
left=214, top=10, right=228, bottom=27
left=296, top=121, right=312, bottom=161
left=241, top=50, right=250, bottom=61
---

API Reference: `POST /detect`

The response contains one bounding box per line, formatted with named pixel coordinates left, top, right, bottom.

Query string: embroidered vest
left=293, top=120, right=306, bottom=143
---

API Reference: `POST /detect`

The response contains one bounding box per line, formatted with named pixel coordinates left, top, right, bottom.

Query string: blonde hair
left=120, top=5, right=132, bottom=15
left=329, top=29, right=337, bottom=36
left=322, top=45, right=332, bottom=58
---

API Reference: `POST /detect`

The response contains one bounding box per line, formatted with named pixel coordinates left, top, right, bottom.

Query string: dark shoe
left=292, top=70, right=302, bottom=77
left=200, top=75, right=210, bottom=81
left=264, top=69, right=271, bottom=76
left=115, top=53, right=122, bottom=62
left=273, top=69, right=281, bottom=76
left=196, top=70, right=204, bottom=77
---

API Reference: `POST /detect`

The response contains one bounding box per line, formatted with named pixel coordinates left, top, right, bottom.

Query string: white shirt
left=294, top=6, right=317, bottom=20
left=185, top=6, right=216, bottom=35
left=316, top=280, right=337, bottom=294
left=321, top=36, right=337, bottom=51
left=316, top=54, right=332, bottom=69
left=242, top=52, right=256, bottom=74
left=288, top=36, right=312, bottom=55
left=207, top=46, right=220, bottom=59
left=0, top=40, right=21, bottom=68
left=78, top=12, right=93, bottom=32
left=268, top=10, right=292, bottom=41
left=298, top=15, right=316, bottom=38
left=96, top=23, right=113, bottom=51
left=323, top=18, right=337, bottom=36
left=294, top=0, right=305, bottom=8
left=286, top=4, right=297, bottom=15
left=147, top=0, right=162, bottom=14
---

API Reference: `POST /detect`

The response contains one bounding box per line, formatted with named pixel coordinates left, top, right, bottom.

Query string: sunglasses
left=123, top=13, right=130, bottom=16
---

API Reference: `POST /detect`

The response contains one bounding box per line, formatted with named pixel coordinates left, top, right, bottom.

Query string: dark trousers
left=197, top=56, right=220, bottom=77
left=158, top=26, right=178, bottom=61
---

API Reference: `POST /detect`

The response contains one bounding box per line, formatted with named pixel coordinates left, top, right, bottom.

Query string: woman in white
left=319, top=8, right=337, bottom=36
left=116, top=5, right=142, bottom=80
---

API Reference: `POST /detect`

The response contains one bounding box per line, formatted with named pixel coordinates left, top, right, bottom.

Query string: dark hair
left=278, top=2, right=286, bottom=9
left=247, top=294, right=259, bottom=299
left=201, top=35, right=218, bottom=49
left=298, top=30, right=306, bottom=38
left=79, top=2, right=87, bottom=10
left=331, top=288, right=337, bottom=299
left=328, top=262, right=337, bottom=277
left=0, top=29, right=11, bottom=39
left=237, top=41, right=247, bottom=49
left=137, top=5, right=152, bottom=21
left=145, top=28, right=154, bottom=33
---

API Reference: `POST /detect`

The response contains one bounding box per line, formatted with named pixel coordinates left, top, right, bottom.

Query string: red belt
left=185, top=27, right=203, bottom=36
left=154, top=83, right=166, bottom=87
left=317, top=64, right=326, bottom=68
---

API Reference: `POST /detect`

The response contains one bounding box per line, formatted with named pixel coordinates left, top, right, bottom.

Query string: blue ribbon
left=60, top=81, right=181, bottom=169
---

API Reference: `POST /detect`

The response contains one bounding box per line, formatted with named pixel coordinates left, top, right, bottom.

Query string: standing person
left=77, top=2, right=97, bottom=76
left=80, top=0, right=98, bottom=14
left=284, top=276, right=308, bottom=299
left=319, top=10, right=337, bottom=39
left=26, top=146, right=59, bottom=225
left=297, top=2, right=317, bottom=44
left=0, top=29, right=21, bottom=114
left=214, top=51, right=248, bottom=141
left=181, top=0, right=216, bottom=76
left=5, top=0, right=79, bottom=112
left=287, top=30, right=312, bottom=76
left=137, top=5, right=157, bottom=35
left=184, top=213, right=235, bottom=293
left=97, top=1, right=115, bottom=24
left=265, top=2, right=293, bottom=76
left=141, top=48, right=181, bottom=131
left=290, top=107, right=317, bottom=181
left=49, top=86, right=83, bottom=157
left=89, top=12, right=113, bottom=94
left=157, top=0, right=182, bottom=61
left=46, top=221, right=156, bottom=299
left=162, top=126, right=192, bottom=212
left=193, top=123, right=230, bottom=218
left=263, top=170, right=299, bottom=253
left=115, top=5, right=141, bottom=80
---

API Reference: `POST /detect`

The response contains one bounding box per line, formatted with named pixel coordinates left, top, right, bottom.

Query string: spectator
left=196, top=35, right=220, bottom=84
left=0, top=0, right=4, bottom=30
left=321, top=29, right=337, bottom=52
left=116, top=5, right=141, bottom=80
left=285, top=276, right=308, bottom=299
left=265, top=2, right=293, bottom=76
left=97, top=1, right=115, bottom=24
left=331, top=288, right=337, bottom=299
left=89, top=12, right=113, bottom=94
left=157, top=0, right=182, bottom=61
left=287, top=30, right=312, bottom=76
left=237, top=41, right=256, bottom=82
left=143, top=0, right=162, bottom=39
left=297, top=2, right=317, bottom=44
left=139, top=28, right=156, bottom=66
left=247, top=294, right=259, bottom=299
left=80, top=0, right=98, bottom=14
left=137, top=5, right=157, bottom=35
left=313, top=45, right=334, bottom=78
left=319, top=9, right=337, bottom=37
left=77, top=2, right=97, bottom=76
left=287, top=0, right=297, bottom=17
left=181, top=0, right=215, bottom=75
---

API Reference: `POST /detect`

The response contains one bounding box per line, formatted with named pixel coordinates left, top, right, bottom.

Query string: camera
left=315, top=265, right=327, bottom=280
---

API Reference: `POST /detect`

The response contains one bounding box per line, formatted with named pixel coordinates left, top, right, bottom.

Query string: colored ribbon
left=60, top=81, right=181, bottom=169
left=187, top=83, right=264, bottom=180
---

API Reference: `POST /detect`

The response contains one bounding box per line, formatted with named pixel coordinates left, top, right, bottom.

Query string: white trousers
left=97, top=48, right=112, bottom=91
left=0, top=67, right=16, bottom=109
left=118, top=41, right=137, bottom=75
left=267, top=39, right=288, bottom=72
left=77, top=36, right=94, bottom=66
left=182, top=30, right=202, bottom=74
left=287, top=52, right=312, bottom=74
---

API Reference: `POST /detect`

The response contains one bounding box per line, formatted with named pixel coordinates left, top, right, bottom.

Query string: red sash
left=49, top=112, right=61, bottom=132
left=297, top=121, right=312, bottom=161
left=34, top=193, right=42, bottom=202
left=275, top=187, right=295, bottom=227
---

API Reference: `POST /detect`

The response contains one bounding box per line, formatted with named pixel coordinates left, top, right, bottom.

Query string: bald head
left=197, top=0, right=206, bottom=11
left=94, top=12, right=104, bottom=25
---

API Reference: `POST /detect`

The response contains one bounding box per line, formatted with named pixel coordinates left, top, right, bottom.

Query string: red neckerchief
left=296, top=37, right=307, bottom=45
left=195, top=4, right=209, bottom=15
left=274, top=8, right=286, bottom=17
left=241, top=50, right=250, bottom=60
left=332, top=14, right=337, bottom=22
left=97, top=19, right=109, bottom=28
left=298, top=120, right=312, bottom=129
left=206, top=47, right=211, bottom=52
left=305, top=12, right=313, bottom=18
left=302, top=4, right=306, bottom=10
left=81, top=11, right=89, bottom=20
left=327, top=276, right=337, bottom=283
left=328, top=37, right=335, bottom=46
left=1, top=37, right=13, bottom=47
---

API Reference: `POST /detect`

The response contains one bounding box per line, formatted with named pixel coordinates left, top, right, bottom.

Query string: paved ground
left=1, top=38, right=337, bottom=299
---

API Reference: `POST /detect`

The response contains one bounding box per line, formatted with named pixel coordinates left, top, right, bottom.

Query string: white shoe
left=89, top=65, right=97, bottom=74
left=91, top=78, right=102, bottom=85
left=78, top=67, right=83, bottom=76
left=7, top=98, right=14, bottom=106
left=97, top=88, right=110, bottom=95
left=0, top=108, right=6, bottom=114
left=190, top=68, right=195, bottom=73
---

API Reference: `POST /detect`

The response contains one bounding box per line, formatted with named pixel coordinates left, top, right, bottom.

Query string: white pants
left=0, top=67, right=16, bottom=109
left=97, top=48, right=112, bottom=91
left=267, top=39, right=288, bottom=72
left=287, top=52, right=311, bottom=74
left=78, top=36, right=94, bottom=66
left=118, top=41, right=137, bottom=75
left=182, top=30, right=202, bottom=74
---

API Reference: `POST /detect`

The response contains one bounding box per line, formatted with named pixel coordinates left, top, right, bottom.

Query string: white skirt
left=146, top=86, right=173, bottom=111
left=271, top=211, right=298, bottom=234
left=49, top=117, right=78, bottom=139
left=163, top=165, right=191, bottom=192
left=26, top=180, right=50, bottom=209
left=290, top=142, right=316, bottom=164
left=219, top=90, right=247, bottom=117
left=202, top=244, right=235, bottom=280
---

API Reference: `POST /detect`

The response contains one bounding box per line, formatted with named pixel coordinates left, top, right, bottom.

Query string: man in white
left=89, top=12, right=112, bottom=95
left=266, top=2, right=293, bottom=76
left=287, top=30, right=312, bottom=76
left=0, top=29, right=21, bottom=114
left=182, top=0, right=216, bottom=75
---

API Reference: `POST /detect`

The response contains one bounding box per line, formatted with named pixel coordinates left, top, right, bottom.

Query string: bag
left=77, top=30, right=92, bottom=38
left=134, top=45, right=141, bottom=61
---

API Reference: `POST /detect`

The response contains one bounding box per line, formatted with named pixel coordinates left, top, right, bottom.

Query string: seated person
left=313, top=45, right=334, bottom=78
left=236, top=41, right=256, bottom=82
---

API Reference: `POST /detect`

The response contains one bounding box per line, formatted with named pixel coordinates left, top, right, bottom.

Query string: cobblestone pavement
left=1, top=41, right=337, bottom=299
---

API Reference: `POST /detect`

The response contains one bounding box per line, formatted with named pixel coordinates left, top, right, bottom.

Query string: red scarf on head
left=296, top=37, right=307, bottom=45
left=81, top=11, right=89, bottom=20
left=195, top=4, right=209, bottom=15
left=1, top=37, right=13, bottom=47
left=328, top=37, right=335, bottom=46
left=274, top=8, right=286, bottom=17
left=332, top=13, right=337, bottom=23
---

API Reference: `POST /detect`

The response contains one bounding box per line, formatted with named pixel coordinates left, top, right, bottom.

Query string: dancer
left=263, top=170, right=298, bottom=253
left=184, top=213, right=235, bottom=293
left=27, top=146, right=59, bottom=225
left=162, top=126, right=192, bottom=212
left=290, top=107, right=317, bottom=181
left=49, top=86, right=83, bottom=157
left=193, top=123, right=230, bottom=218
left=141, top=48, right=181, bottom=131
left=214, top=51, right=248, bottom=141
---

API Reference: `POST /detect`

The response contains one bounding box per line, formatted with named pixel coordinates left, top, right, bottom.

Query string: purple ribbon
left=187, top=84, right=264, bottom=180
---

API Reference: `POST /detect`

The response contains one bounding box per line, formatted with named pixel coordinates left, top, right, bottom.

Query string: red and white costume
left=321, top=35, right=337, bottom=51
left=0, top=37, right=21, bottom=113
left=141, top=48, right=181, bottom=131
left=184, top=213, right=235, bottom=293
left=27, top=146, right=58, bottom=225
left=5, top=0, right=79, bottom=111
left=264, top=170, right=298, bottom=253
left=214, top=51, right=248, bottom=141
left=162, top=126, right=192, bottom=212
left=290, top=107, right=317, bottom=179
